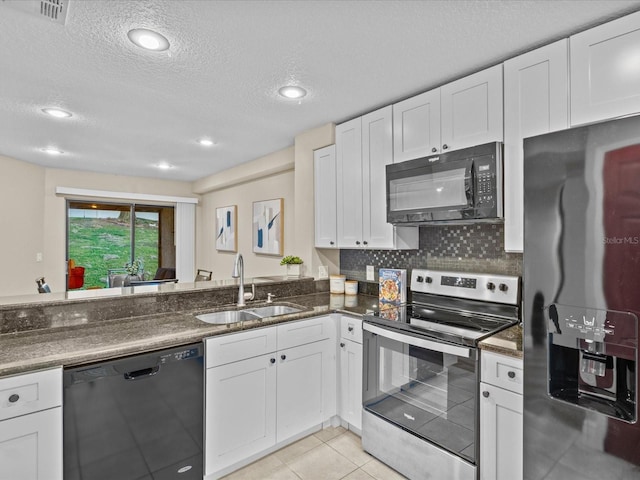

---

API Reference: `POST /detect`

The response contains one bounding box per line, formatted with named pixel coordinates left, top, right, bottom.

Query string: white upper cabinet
left=503, top=40, right=569, bottom=252
left=336, top=117, right=363, bottom=248
left=440, top=64, right=504, bottom=152
left=393, top=89, right=441, bottom=161
left=362, top=106, right=395, bottom=249
left=570, top=11, right=640, bottom=126
left=392, top=65, right=503, bottom=162
left=314, top=145, right=337, bottom=248
left=335, top=107, right=418, bottom=250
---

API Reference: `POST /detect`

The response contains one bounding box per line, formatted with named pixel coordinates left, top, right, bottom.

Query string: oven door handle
left=363, top=323, right=471, bottom=358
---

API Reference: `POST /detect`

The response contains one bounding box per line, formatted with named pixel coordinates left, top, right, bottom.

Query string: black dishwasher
left=63, top=343, right=204, bottom=480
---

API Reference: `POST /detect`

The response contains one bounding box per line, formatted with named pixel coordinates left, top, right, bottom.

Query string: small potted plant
left=124, top=258, right=144, bottom=282
left=280, top=255, right=303, bottom=277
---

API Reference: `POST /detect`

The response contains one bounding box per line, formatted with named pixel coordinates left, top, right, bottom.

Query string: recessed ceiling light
left=42, top=147, right=63, bottom=155
left=127, top=28, right=170, bottom=51
left=197, top=138, right=214, bottom=147
left=42, top=107, right=72, bottom=118
left=278, top=85, right=307, bottom=99
left=156, top=162, right=173, bottom=170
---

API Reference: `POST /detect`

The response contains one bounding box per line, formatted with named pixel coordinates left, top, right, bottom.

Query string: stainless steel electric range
left=362, top=269, right=520, bottom=480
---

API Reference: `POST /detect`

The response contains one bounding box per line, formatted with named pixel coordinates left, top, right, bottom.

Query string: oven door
left=363, top=322, right=479, bottom=464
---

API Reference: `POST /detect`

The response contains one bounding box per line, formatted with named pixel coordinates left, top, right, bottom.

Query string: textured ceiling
left=1, top=0, right=640, bottom=182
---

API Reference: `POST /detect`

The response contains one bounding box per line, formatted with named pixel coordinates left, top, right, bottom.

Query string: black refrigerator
left=523, top=114, right=640, bottom=480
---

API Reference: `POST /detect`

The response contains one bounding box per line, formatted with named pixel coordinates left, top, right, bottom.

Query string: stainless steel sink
left=194, top=304, right=304, bottom=324
left=243, top=305, right=303, bottom=318
left=195, top=310, right=260, bottom=324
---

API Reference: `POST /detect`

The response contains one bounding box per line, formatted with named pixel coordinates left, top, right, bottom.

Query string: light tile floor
left=221, top=426, right=407, bottom=480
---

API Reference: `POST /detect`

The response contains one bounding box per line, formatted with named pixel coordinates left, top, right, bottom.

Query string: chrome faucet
left=232, top=253, right=255, bottom=307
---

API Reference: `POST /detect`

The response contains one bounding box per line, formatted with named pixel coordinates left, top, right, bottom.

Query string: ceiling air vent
left=1, top=0, right=69, bottom=26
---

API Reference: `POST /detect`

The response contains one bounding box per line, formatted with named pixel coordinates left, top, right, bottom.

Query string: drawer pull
left=340, top=342, right=345, bottom=348
left=508, top=371, right=516, bottom=379
left=270, top=358, right=276, bottom=364
left=281, top=354, right=287, bottom=361
left=482, top=391, right=489, bottom=398
left=348, top=326, right=354, bottom=332
left=8, top=394, right=19, bottom=403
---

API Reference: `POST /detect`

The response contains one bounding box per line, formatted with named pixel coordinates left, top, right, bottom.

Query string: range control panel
left=411, top=269, right=520, bottom=305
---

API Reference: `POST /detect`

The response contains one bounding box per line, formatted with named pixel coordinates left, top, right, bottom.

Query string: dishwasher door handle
left=124, top=365, right=160, bottom=380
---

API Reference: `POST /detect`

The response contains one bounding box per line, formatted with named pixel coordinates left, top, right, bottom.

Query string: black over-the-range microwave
left=385, top=142, right=503, bottom=224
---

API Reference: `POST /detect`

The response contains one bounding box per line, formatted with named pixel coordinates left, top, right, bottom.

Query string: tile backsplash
left=340, top=224, right=522, bottom=290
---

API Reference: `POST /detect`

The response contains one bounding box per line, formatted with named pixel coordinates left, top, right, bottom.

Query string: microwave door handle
left=363, top=323, right=471, bottom=358
left=465, top=162, right=474, bottom=207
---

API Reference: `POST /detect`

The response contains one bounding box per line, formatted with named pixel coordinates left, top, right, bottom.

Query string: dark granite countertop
left=479, top=324, right=523, bottom=359
left=0, top=292, right=378, bottom=377
left=0, top=283, right=523, bottom=377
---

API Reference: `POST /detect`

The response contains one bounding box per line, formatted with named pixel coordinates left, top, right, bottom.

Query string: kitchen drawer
left=0, top=367, right=62, bottom=422
left=340, top=316, right=362, bottom=344
left=481, top=350, right=523, bottom=395
left=206, top=327, right=277, bottom=368
left=277, top=316, right=332, bottom=351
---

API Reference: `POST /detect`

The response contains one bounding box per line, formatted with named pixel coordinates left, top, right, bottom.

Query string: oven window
left=363, top=332, right=478, bottom=463
left=388, top=167, right=469, bottom=212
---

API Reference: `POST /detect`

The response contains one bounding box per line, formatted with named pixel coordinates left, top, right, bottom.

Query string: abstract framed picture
left=252, top=198, right=283, bottom=256
left=215, top=205, right=237, bottom=252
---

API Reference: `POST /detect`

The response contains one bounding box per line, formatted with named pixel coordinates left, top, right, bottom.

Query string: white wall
left=194, top=123, right=337, bottom=281
left=0, top=156, right=195, bottom=296
left=1, top=122, right=337, bottom=296
left=195, top=147, right=296, bottom=279
left=0, top=155, right=46, bottom=297
left=42, top=168, right=195, bottom=291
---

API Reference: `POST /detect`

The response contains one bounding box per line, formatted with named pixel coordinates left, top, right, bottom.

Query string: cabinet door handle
left=330, top=241, right=334, bottom=245
left=8, top=393, right=19, bottom=403
left=281, top=354, right=287, bottom=361
left=363, top=241, right=368, bottom=246
left=355, top=241, right=361, bottom=245
left=482, top=391, right=490, bottom=398
left=348, top=326, right=354, bottom=332
left=340, top=342, right=345, bottom=348
left=442, top=144, right=449, bottom=150
left=431, top=147, right=437, bottom=153
left=270, top=358, right=276, bottom=364
left=508, top=371, right=516, bottom=379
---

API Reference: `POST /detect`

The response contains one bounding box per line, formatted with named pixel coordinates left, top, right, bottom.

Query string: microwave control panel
left=475, top=157, right=496, bottom=208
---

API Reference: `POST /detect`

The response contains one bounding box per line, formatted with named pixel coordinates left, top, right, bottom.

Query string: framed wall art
left=216, top=205, right=237, bottom=252
left=252, top=198, right=283, bottom=256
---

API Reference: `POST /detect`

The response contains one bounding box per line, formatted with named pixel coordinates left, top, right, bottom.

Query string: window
left=67, top=201, right=175, bottom=289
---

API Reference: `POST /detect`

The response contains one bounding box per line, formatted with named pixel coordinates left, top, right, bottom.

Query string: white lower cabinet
left=480, top=351, right=523, bottom=480
left=0, top=408, right=63, bottom=480
left=339, top=338, right=362, bottom=431
left=338, top=316, right=363, bottom=432
left=204, top=316, right=335, bottom=479
left=205, top=353, right=277, bottom=475
left=277, top=340, right=330, bottom=442
left=0, top=367, right=63, bottom=480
